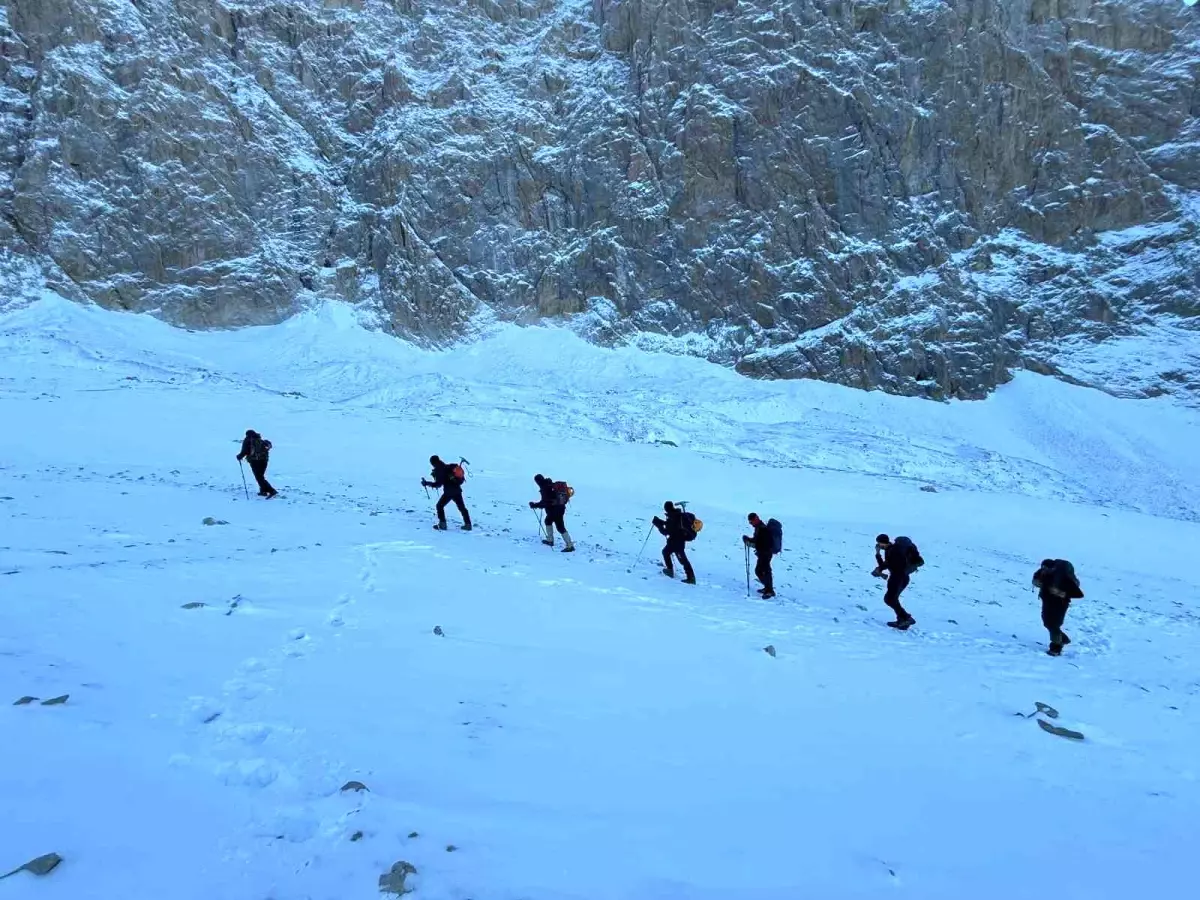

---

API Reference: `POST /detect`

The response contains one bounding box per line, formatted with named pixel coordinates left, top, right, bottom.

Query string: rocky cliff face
left=1, top=0, right=1198, bottom=400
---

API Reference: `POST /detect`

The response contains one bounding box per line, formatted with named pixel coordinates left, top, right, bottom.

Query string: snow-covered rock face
left=1, top=0, right=1198, bottom=399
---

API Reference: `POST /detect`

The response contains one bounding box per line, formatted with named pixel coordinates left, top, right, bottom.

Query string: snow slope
left=1, top=295, right=1198, bottom=899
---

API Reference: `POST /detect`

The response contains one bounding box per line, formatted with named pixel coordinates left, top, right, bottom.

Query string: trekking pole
left=629, top=523, right=655, bottom=572
left=745, top=543, right=751, bottom=597
left=238, top=460, right=250, bottom=501
left=532, top=508, right=544, bottom=538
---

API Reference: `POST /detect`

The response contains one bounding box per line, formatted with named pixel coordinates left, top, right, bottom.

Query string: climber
left=236, top=429, right=277, bottom=498
left=653, top=501, right=696, bottom=584
left=872, top=534, right=922, bottom=629
left=530, top=474, right=574, bottom=552
left=743, top=513, right=776, bottom=599
left=1032, top=558, right=1084, bottom=656
left=421, top=455, right=472, bottom=531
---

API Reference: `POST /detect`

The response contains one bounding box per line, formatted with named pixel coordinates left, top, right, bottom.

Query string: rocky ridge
left=1, top=0, right=1198, bottom=400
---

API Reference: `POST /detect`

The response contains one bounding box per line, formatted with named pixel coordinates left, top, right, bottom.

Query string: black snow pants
left=436, top=485, right=471, bottom=527
left=544, top=505, right=567, bottom=534
left=884, top=571, right=911, bottom=620
left=248, top=458, right=275, bottom=495
left=663, top=537, right=695, bottom=581
left=1041, top=596, right=1071, bottom=645
left=755, top=553, right=774, bottom=593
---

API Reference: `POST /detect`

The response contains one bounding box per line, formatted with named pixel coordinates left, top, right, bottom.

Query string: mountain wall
left=2, top=0, right=1198, bottom=399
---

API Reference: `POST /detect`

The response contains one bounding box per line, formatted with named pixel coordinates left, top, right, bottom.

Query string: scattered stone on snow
left=341, top=780, right=369, bottom=793
left=41, top=695, right=69, bottom=706
left=350, top=830, right=364, bottom=842
left=201, top=517, right=228, bottom=526
left=763, top=645, right=777, bottom=657
left=378, top=860, right=417, bottom=895
left=445, top=844, right=458, bottom=853
left=13, top=696, right=38, bottom=706
left=1035, top=702, right=1060, bottom=719
left=1, top=852, right=63, bottom=880
left=433, top=626, right=444, bottom=636
left=180, top=601, right=206, bottom=609
left=920, top=484, right=938, bottom=493
left=407, top=831, right=419, bottom=839
left=1037, top=719, right=1085, bottom=741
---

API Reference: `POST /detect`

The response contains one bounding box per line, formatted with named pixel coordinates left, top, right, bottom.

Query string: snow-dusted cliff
left=2, top=0, right=1198, bottom=399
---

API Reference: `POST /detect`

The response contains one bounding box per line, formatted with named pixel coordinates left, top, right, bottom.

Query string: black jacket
left=238, top=432, right=271, bottom=462
left=877, top=543, right=908, bottom=576
left=428, top=460, right=462, bottom=492
left=655, top=508, right=689, bottom=542
left=531, top=480, right=562, bottom=510
left=745, top=522, right=773, bottom=556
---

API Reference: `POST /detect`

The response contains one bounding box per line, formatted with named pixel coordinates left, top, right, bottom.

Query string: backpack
left=766, top=518, right=783, bottom=554
left=552, top=481, right=574, bottom=506
left=247, top=433, right=271, bottom=461
left=680, top=511, right=702, bottom=541
left=1048, top=559, right=1083, bottom=599
left=449, top=463, right=466, bottom=483
left=893, top=536, right=924, bottom=574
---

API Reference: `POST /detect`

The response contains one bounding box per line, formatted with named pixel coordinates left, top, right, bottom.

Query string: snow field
left=1, top=296, right=1198, bottom=899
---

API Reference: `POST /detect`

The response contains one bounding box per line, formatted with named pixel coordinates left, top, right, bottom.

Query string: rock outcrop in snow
left=1, top=0, right=1198, bottom=399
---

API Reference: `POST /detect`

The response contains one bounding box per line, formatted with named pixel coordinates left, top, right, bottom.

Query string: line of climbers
left=235, top=432, right=1086, bottom=657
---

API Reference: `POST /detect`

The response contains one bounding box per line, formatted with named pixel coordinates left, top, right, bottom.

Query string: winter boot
left=461, top=523, right=473, bottom=531
left=761, top=589, right=777, bottom=599
left=434, top=522, right=448, bottom=531
left=562, top=532, right=575, bottom=553
left=682, top=576, right=697, bottom=585
left=662, top=566, right=675, bottom=579
left=888, top=615, right=916, bottom=630
left=1047, top=642, right=1063, bottom=657
left=542, top=538, right=555, bottom=546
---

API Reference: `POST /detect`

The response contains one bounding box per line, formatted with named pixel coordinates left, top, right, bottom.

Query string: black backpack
left=766, top=518, right=783, bottom=554
left=247, top=433, right=271, bottom=461
left=680, top=511, right=701, bottom=541
left=893, top=536, right=924, bottom=573
left=1046, top=559, right=1083, bottom=599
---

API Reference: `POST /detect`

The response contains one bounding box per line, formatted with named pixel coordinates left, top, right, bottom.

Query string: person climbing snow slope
left=1032, top=558, right=1084, bottom=656
left=743, top=513, right=776, bottom=599
left=654, top=501, right=697, bottom=585
left=873, top=533, right=922, bottom=630
left=530, top=473, right=575, bottom=552
left=236, top=429, right=277, bottom=498
left=422, top=455, right=472, bottom=531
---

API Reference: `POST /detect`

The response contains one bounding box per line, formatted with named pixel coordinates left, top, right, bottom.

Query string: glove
left=652, top=516, right=662, bottom=527
left=236, top=455, right=242, bottom=462
left=871, top=566, right=885, bottom=578
left=529, top=502, right=536, bottom=509
left=421, top=479, right=430, bottom=488
left=742, top=535, right=752, bottom=546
